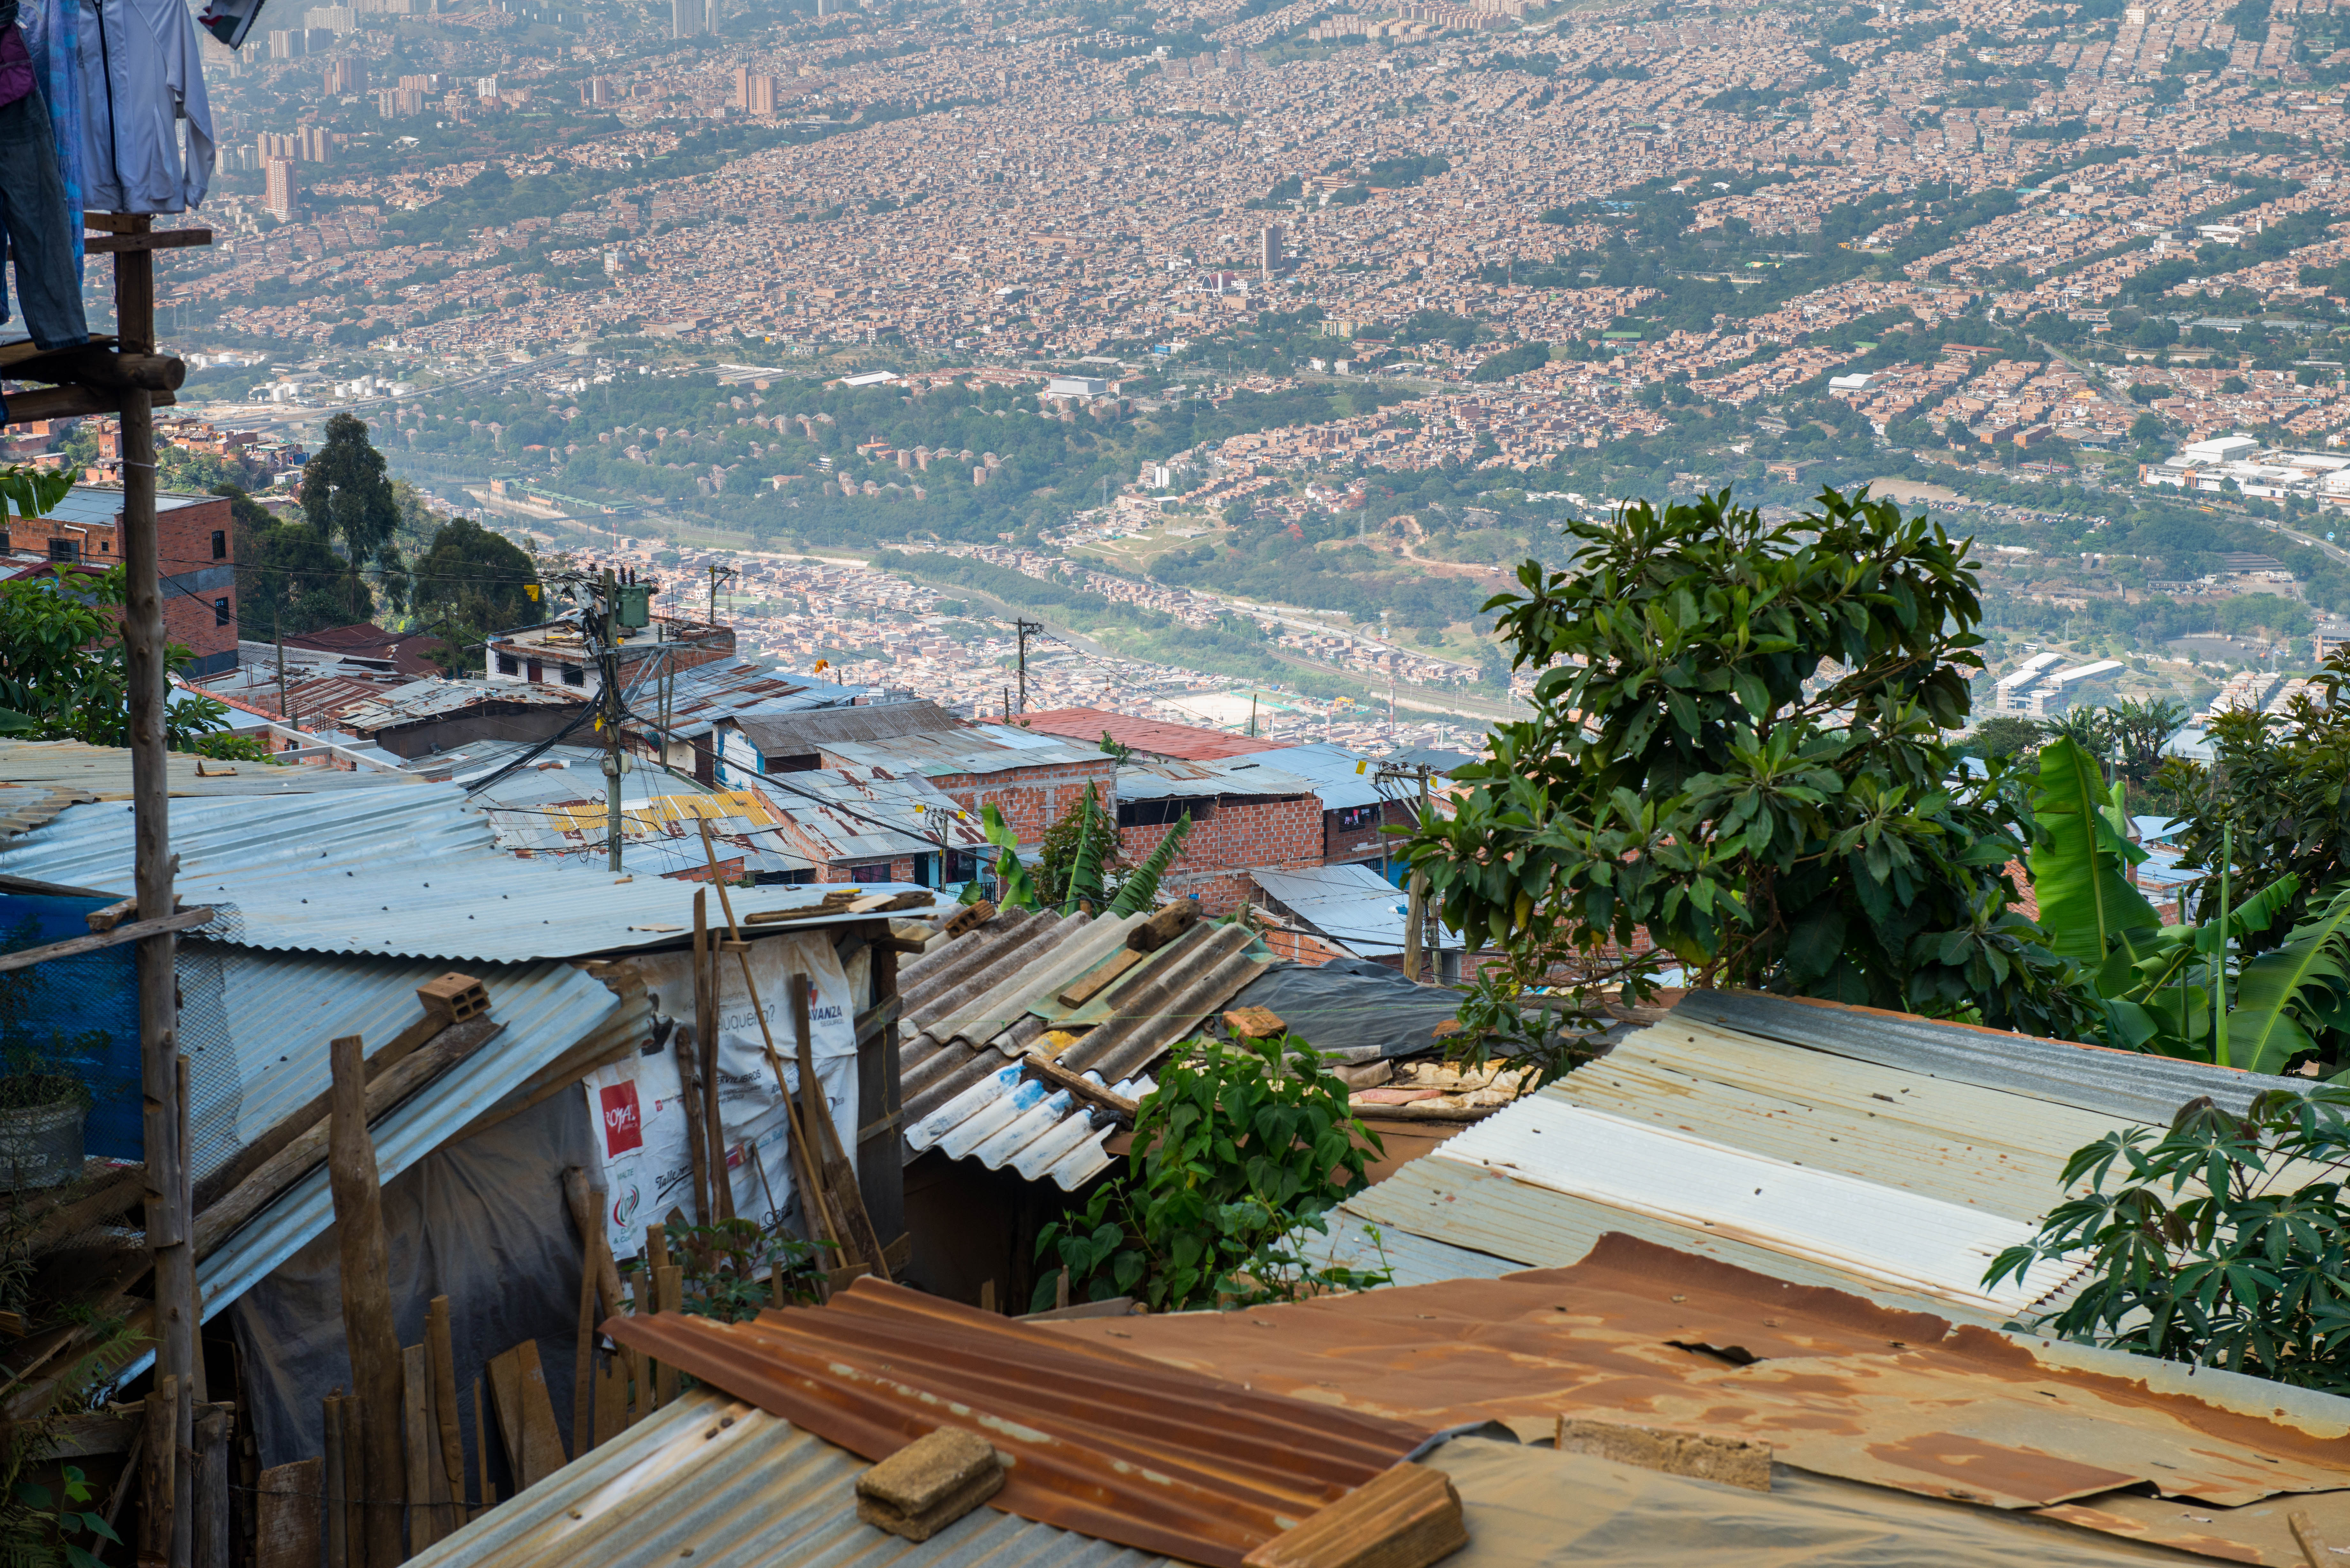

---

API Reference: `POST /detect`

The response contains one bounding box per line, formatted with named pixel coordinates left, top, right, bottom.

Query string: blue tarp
left=0, top=893, right=141, bottom=1159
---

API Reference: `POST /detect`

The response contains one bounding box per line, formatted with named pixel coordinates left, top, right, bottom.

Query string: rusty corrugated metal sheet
left=1042, top=1233, right=2350, bottom=1564
left=603, top=1278, right=1427, bottom=1568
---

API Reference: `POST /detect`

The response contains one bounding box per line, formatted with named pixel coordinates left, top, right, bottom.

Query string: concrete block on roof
left=855, top=1427, right=1005, bottom=1541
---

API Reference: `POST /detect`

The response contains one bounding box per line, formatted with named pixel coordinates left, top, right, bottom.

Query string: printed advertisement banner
left=584, top=931, right=865, bottom=1263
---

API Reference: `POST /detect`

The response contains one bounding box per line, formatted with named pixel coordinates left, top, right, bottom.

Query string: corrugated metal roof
left=1016, top=707, right=1291, bottom=762
left=406, top=1389, right=1176, bottom=1568
left=0, top=740, right=416, bottom=841
left=605, top=1278, right=1428, bottom=1568
left=0, top=787, right=935, bottom=961
left=1321, top=1003, right=2191, bottom=1325
left=189, top=960, right=642, bottom=1325
left=825, top=726, right=1111, bottom=779
left=734, top=699, right=964, bottom=755
left=655, top=660, right=868, bottom=742
left=335, top=677, right=583, bottom=730
left=1042, top=1232, right=2350, bottom=1564
left=751, top=767, right=992, bottom=864
left=1680, top=988, right=2295, bottom=1124
left=1115, top=758, right=1318, bottom=802
left=1224, top=741, right=1387, bottom=810
left=1431, top=1097, right=2073, bottom=1314
left=1254, top=863, right=1452, bottom=958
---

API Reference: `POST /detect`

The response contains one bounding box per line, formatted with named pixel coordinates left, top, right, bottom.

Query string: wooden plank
left=85, top=229, right=212, bottom=253
left=0, top=344, right=182, bottom=391
left=702, top=904, right=732, bottom=1224
left=327, top=1036, right=406, bottom=1568
left=195, top=981, right=491, bottom=1208
left=427, top=1297, right=466, bottom=1526
left=674, top=1029, right=709, bottom=1225
left=195, top=1017, right=506, bottom=1258
left=402, top=1344, right=443, bottom=1553
left=83, top=895, right=135, bottom=932
left=0, top=905, right=213, bottom=973
left=1058, top=947, right=1144, bottom=1008
left=255, top=1458, right=321, bottom=1568
left=485, top=1342, right=565, bottom=1488
left=654, top=1266, right=683, bottom=1407
left=1022, top=1054, right=1139, bottom=1121
left=593, top=1353, right=627, bottom=1447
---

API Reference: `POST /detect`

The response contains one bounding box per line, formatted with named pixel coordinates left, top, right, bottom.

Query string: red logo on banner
left=599, top=1081, right=643, bottom=1156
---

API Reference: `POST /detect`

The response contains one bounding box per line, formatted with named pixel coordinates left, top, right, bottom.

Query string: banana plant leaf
left=2028, top=736, right=2162, bottom=966
left=1107, top=813, right=1191, bottom=917
left=2232, top=883, right=2350, bottom=1075
left=1061, top=783, right=1109, bottom=915
left=981, top=802, right=1041, bottom=911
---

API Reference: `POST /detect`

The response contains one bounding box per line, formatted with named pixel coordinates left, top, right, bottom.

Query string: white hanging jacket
left=75, top=0, right=213, bottom=213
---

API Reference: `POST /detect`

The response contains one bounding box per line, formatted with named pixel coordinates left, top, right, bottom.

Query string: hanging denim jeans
left=0, top=50, right=88, bottom=351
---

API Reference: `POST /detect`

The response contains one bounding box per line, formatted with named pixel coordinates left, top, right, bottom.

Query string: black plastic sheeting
left=228, top=1091, right=598, bottom=1481
left=1227, top=957, right=1464, bottom=1062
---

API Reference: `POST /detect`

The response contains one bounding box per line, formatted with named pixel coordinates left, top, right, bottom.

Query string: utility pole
left=1379, top=761, right=1441, bottom=984
left=1014, top=617, right=1043, bottom=714
left=708, top=562, right=737, bottom=625
left=598, top=568, right=627, bottom=873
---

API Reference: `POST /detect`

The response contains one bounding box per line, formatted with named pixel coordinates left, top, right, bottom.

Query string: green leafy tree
left=406, top=517, right=541, bottom=669
left=1411, top=487, right=2084, bottom=1065
left=299, top=412, right=403, bottom=612
left=1987, top=1089, right=2350, bottom=1392
left=0, top=566, right=251, bottom=752
left=1035, top=781, right=1122, bottom=911
left=237, top=515, right=371, bottom=638
left=1969, top=713, right=2045, bottom=761
left=1033, top=1034, right=1388, bottom=1311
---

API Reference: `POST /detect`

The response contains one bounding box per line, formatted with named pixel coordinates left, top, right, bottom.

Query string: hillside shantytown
left=23, top=0, right=2350, bottom=1556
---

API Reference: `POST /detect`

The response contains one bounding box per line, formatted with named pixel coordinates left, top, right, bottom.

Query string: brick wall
left=1325, top=799, right=1414, bottom=865
left=928, top=759, right=1118, bottom=844
left=158, top=494, right=238, bottom=678
left=1120, top=794, right=1323, bottom=915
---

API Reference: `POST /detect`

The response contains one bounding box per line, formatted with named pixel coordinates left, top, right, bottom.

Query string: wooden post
left=471, top=1380, right=489, bottom=1515
left=401, top=1345, right=443, bottom=1553
left=323, top=1397, right=347, bottom=1568
left=327, top=1037, right=404, bottom=1568
left=191, top=1406, right=230, bottom=1568
left=340, top=1396, right=366, bottom=1568
left=140, top=1374, right=178, bottom=1564
left=120, top=202, right=192, bottom=1568
left=687, top=893, right=712, bottom=1223
left=426, top=1298, right=465, bottom=1526
left=700, top=896, right=731, bottom=1223
left=674, top=1031, right=709, bottom=1226
left=571, top=1231, right=596, bottom=1460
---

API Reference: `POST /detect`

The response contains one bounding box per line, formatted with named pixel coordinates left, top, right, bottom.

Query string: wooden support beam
left=0, top=384, right=176, bottom=425
left=0, top=344, right=183, bottom=390
left=0, top=905, right=214, bottom=974
left=328, top=1036, right=406, bottom=1568
left=193, top=1017, right=505, bottom=1258
left=1021, top=1054, right=1139, bottom=1121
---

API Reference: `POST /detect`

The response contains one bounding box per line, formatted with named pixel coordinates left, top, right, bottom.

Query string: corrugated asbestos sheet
left=0, top=787, right=930, bottom=961
left=1326, top=1005, right=2166, bottom=1324
left=605, top=1279, right=1428, bottom=1568
left=894, top=909, right=1271, bottom=1189
left=1043, top=1232, right=2350, bottom=1566
left=406, top=1389, right=1174, bottom=1568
